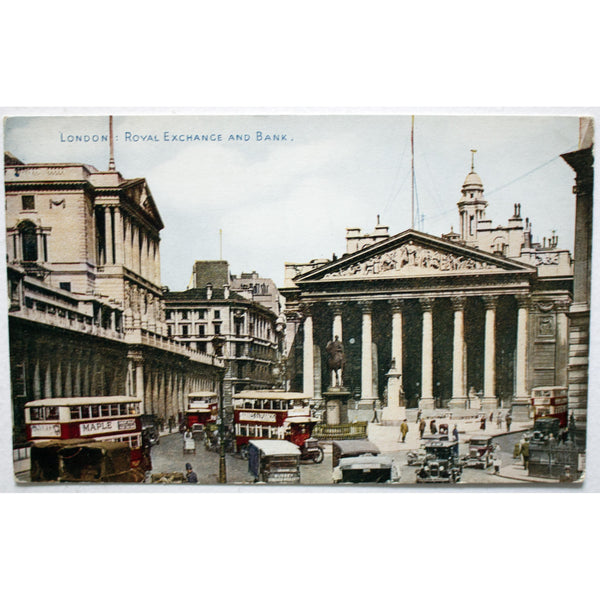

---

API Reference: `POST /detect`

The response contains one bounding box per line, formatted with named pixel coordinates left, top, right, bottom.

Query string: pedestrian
left=493, top=445, right=502, bottom=474
left=506, top=414, right=512, bottom=432
left=419, top=418, right=426, bottom=439
left=452, top=424, right=459, bottom=442
left=416, top=409, right=422, bottom=424
left=520, top=438, right=530, bottom=470
left=496, top=412, right=502, bottom=429
left=399, top=419, right=409, bottom=443
left=480, top=415, right=486, bottom=430
left=430, top=419, right=437, bottom=435
left=489, top=412, right=494, bottom=424
left=185, top=463, right=198, bottom=484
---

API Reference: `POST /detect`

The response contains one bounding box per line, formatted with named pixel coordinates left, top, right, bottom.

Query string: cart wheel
left=240, top=445, right=249, bottom=460
left=312, top=447, right=324, bottom=464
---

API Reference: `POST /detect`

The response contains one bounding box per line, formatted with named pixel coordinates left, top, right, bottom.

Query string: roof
left=249, top=440, right=301, bottom=455
left=164, top=288, right=247, bottom=302
left=463, top=170, right=484, bottom=188
left=232, top=390, right=310, bottom=401
left=188, top=391, right=218, bottom=398
left=25, top=396, right=141, bottom=407
left=332, top=440, right=380, bottom=454
left=339, top=455, right=393, bottom=468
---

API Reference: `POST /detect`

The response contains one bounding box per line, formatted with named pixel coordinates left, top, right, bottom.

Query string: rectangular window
left=59, top=282, right=71, bottom=292
left=167, top=326, right=172, bottom=337
left=21, top=195, right=35, bottom=210
left=81, top=406, right=91, bottom=419
left=70, top=406, right=81, bottom=420
left=198, top=324, right=205, bottom=336
left=181, top=310, right=188, bottom=320
left=198, top=309, right=206, bottom=319
left=101, top=404, right=110, bottom=417
left=91, top=405, right=100, bottom=418
left=110, top=404, right=119, bottom=416
left=198, top=341, right=207, bottom=353
left=214, top=310, right=220, bottom=319
left=165, top=310, right=172, bottom=320
left=182, top=325, right=189, bottom=337
left=214, top=324, right=221, bottom=335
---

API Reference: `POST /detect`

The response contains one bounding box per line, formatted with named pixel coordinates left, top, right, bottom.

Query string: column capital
left=299, top=302, right=313, bottom=318
left=482, top=295, right=499, bottom=309
left=358, top=300, right=373, bottom=313
left=419, top=297, right=434, bottom=311
left=450, top=295, right=467, bottom=311
left=554, top=298, right=572, bottom=313
left=327, top=300, right=344, bottom=315
left=389, top=298, right=405, bottom=312
left=515, top=294, right=531, bottom=309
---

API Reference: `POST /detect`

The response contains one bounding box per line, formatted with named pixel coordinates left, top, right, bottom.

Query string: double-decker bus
left=232, top=390, right=318, bottom=456
left=24, top=396, right=144, bottom=468
left=530, top=386, right=568, bottom=427
left=185, top=391, right=218, bottom=431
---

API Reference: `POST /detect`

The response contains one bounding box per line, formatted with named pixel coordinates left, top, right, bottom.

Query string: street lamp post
left=218, top=365, right=227, bottom=483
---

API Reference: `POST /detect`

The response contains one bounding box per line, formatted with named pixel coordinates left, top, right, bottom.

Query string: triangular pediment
left=124, top=179, right=164, bottom=230
left=294, top=230, right=535, bottom=283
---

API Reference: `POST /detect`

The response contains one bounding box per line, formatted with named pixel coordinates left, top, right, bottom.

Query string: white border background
left=1, top=2, right=599, bottom=598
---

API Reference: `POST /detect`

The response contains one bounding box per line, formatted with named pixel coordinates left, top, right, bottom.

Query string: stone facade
left=164, top=262, right=282, bottom=408
left=282, top=162, right=574, bottom=422
left=5, top=153, right=224, bottom=443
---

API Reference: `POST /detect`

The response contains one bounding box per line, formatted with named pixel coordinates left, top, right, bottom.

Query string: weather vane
left=470, top=148, right=477, bottom=171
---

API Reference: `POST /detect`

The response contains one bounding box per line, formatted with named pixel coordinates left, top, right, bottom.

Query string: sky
left=3, top=114, right=581, bottom=289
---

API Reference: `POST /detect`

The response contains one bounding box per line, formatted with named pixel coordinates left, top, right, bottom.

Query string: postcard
left=2, top=113, right=591, bottom=486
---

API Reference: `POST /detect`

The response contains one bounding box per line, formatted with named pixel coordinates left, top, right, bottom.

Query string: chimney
left=206, top=283, right=213, bottom=300
left=224, top=284, right=230, bottom=299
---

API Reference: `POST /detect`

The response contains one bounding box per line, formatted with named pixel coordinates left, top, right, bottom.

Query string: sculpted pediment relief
left=319, top=241, right=505, bottom=281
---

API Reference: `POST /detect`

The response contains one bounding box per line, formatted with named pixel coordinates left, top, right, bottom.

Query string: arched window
left=19, top=221, right=38, bottom=262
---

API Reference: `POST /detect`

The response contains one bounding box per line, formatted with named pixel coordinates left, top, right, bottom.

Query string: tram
left=232, top=390, right=319, bottom=456
left=24, top=396, right=144, bottom=468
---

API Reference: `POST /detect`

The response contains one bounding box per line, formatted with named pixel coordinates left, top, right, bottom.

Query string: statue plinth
left=382, top=362, right=406, bottom=424
left=322, top=387, right=352, bottom=425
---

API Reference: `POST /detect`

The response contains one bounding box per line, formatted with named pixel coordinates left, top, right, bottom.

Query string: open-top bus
left=24, top=396, right=145, bottom=469
left=531, top=386, right=568, bottom=427
left=232, top=390, right=319, bottom=457
left=185, top=391, right=218, bottom=432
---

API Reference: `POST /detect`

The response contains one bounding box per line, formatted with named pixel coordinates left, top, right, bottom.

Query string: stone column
left=482, top=296, right=498, bottom=410
left=512, top=295, right=530, bottom=419
left=329, top=301, right=343, bottom=387
left=359, top=301, right=376, bottom=403
left=450, top=296, right=468, bottom=408
left=104, top=206, right=113, bottom=264
left=419, top=298, right=435, bottom=409
left=123, top=216, right=131, bottom=269
left=555, top=299, right=571, bottom=388
left=382, top=299, right=406, bottom=422
left=302, top=305, right=314, bottom=398
left=390, top=300, right=404, bottom=379
left=114, top=208, right=124, bottom=265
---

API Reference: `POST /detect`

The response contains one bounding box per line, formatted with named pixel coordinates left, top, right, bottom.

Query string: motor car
left=461, top=435, right=493, bottom=469
left=416, top=440, right=462, bottom=483
left=333, top=454, right=399, bottom=484
left=140, top=414, right=160, bottom=447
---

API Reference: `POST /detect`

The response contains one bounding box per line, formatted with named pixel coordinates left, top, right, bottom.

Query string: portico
left=282, top=229, right=571, bottom=419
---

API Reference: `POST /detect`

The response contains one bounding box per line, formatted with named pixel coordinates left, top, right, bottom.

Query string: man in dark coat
left=185, top=463, right=198, bottom=484
left=419, top=418, right=426, bottom=439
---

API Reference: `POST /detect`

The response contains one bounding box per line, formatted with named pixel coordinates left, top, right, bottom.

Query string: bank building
left=4, top=150, right=224, bottom=444
left=281, top=157, right=575, bottom=423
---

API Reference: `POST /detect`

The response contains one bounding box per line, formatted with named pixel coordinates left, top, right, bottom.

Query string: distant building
left=164, top=261, right=283, bottom=408
left=230, top=270, right=282, bottom=315
left=5, top=152, right=223, bottom=443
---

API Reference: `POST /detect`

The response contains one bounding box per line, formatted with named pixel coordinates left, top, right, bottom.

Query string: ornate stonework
left=322, top=241, right=500, bottom=280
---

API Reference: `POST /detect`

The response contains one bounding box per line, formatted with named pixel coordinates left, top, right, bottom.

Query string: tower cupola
left=458, top=149, right=488, bottom=243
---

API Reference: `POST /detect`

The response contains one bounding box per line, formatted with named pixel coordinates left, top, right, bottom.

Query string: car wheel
left=312, top=447, right=324, bottom=464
